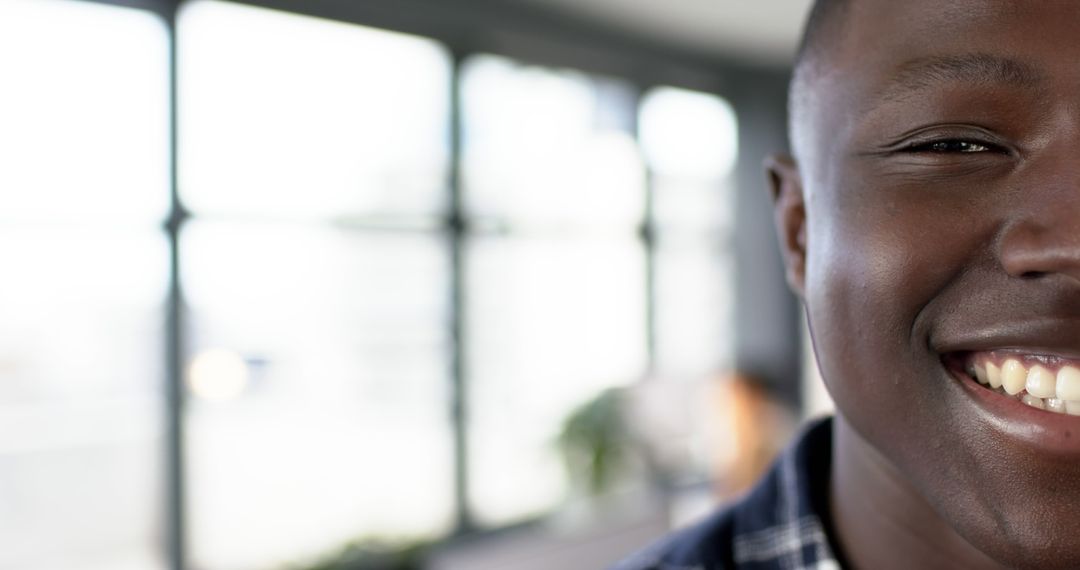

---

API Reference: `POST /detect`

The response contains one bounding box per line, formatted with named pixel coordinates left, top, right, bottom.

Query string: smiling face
left=776, top=0, right=1080, bottom=567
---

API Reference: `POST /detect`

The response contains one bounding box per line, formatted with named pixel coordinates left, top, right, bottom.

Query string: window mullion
left=164, top=7, right=188, bottom=570
left=448, top=48, right=475, bottom=535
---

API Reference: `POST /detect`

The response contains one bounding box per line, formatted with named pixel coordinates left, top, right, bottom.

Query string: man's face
left=790, top=0, right=1080, bottom=565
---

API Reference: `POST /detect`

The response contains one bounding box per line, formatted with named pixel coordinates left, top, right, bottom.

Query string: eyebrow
left=876, top=53, right=1045, bottom=104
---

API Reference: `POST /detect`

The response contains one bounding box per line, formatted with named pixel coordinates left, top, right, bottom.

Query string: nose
left=1000, top=224, right=1080, bottom=282
left=998, top=167, right=1080, bottom=284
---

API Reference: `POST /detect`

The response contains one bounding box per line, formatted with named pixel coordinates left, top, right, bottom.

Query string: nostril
left=1019, top=271, right=1048, bottom=280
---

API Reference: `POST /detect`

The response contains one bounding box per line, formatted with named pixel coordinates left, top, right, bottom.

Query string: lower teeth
left=986, top=385, right=1080, bottom=416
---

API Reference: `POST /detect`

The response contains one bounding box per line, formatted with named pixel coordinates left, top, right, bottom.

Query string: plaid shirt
left=613, top=417, right=843, bottom=570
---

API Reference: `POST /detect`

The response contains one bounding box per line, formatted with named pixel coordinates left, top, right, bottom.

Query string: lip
left=932, top=318, right=1080, bottom=361
left=944, top=354, right=1080, bottom=455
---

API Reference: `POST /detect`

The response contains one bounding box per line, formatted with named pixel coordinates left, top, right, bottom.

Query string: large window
left=2, top=0, right=741, bottom=568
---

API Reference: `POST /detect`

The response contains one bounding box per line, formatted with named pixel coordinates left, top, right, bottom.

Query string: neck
left=829, top=415, right=1007, bottom=570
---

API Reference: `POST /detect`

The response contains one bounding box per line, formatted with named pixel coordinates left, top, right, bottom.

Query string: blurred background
left=0, top=0, right=835, bottom=568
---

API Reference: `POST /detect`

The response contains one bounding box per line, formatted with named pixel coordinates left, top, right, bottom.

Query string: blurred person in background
left=712, top=373, right=794, bottom=501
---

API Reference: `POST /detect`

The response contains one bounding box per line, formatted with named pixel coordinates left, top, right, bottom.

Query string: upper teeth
left=969, top=356, right=1080, bottom=416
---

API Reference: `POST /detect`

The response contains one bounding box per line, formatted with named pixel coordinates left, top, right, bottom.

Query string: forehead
left=797, top=0, right=1080, bottom=186
left=836, top=1, right=1080, bottom=95
left=840, top=1, right=1045, bottom=59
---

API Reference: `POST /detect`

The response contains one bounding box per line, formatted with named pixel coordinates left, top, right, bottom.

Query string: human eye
left=896, top=130, right=1010, bottom=156
left=908, top=139, right=994, bottom=153
left=861, top=125, right=1018, bottom=167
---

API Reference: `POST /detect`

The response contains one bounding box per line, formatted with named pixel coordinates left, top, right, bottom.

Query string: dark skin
left=770, top=1, right=1080, bottom=569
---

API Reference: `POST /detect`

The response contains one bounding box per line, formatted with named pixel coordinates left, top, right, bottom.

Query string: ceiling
left=522, top=0, right=815, bottom=67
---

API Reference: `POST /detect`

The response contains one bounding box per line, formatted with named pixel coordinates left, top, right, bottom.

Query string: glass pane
left=467, top=235, right=647, bottom=525
left=642, top=86, right=738, bottom=380
left=655, top=235, right=734, bottom=379
left=178, top=0, right=451, bottom=222
left=651, top=177, right=734, bottom=232
left=463, top=54, right=645, bottom=229
left=638, top=86, right=738, bottom=180
left=0, top=0, right=169, bottom=223
left=182, top=222, right=453, bottom=569
left=0, top=229, right=168, bottom=570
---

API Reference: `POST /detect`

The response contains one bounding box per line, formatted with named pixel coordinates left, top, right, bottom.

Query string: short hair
left=793, top=0, right=851, bottom=73
left=789, top=0, right=851, bottom=160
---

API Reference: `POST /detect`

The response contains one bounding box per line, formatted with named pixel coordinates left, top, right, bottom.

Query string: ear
left=764, top=154, right=807, bottom=297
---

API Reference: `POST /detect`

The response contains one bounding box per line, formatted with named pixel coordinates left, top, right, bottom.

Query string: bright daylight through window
left=0, top=0, right=740, bottom=568
left=0, top=0, right=169, bottom=569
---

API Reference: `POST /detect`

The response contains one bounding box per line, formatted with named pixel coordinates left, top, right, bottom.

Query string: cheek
left=807, top=223, right=921, bottom=423
left=802, top=196, right=978, bottom=450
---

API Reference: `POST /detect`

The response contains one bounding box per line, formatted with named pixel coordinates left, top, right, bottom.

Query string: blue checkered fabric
left=613, top=418, right=842, bottom=570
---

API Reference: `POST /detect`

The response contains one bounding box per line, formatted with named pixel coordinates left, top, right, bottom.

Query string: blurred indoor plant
left=556, top=388, right=638, bottom=498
